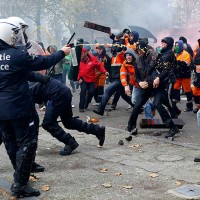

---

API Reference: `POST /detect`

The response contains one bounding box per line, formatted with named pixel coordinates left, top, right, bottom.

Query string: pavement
left=1, top=86, right=200, bottom=200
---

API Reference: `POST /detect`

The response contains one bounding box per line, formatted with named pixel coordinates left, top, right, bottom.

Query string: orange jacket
left=120, top=60, right=137, bottom=87
left=124, top=38, right=136, bottom=50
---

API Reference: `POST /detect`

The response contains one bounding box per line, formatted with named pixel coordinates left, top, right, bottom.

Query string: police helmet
left=0, top=17, right=28, bottom=46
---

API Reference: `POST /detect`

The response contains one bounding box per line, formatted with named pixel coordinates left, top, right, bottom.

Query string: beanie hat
left=82, top=48, right=87, bottom=53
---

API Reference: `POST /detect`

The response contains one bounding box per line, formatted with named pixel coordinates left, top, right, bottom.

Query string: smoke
left=118, top=0, right=200, bottom=47
left=120, top=0, right=171, bottom=33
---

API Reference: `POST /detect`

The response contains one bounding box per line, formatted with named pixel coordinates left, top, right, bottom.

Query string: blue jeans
left=97, top=80, right=133, bottom=114
left=132, top=87, right=154, bottom=119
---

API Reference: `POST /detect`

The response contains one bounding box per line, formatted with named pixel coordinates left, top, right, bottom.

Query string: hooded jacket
left=120, top=48, right=137, bottom=87
left=152, top=37, right=177, bottom=84
left=175, top=40, right=191, bottom=78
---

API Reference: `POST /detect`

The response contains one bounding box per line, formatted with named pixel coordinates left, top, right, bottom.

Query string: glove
left=177, top=60, right=187, bottom=68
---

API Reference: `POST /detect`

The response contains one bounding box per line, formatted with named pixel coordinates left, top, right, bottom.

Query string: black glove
left=177, top=60, right=187, bottom=68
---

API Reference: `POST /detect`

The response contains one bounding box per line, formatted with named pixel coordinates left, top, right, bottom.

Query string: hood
left=179, top=36, right=187, bottom=43
left=124, top=48, right=136, bottom=59
left=129, top=31, right=139, bottom=43
left=175, top=40, right=184, bottom=54
left=161, top=37, right=174, bottom=52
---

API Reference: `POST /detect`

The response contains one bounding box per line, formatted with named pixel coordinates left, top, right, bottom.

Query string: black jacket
left=0, top=43, right=65, bottom=119
left=28, top=73, right=72, bottom=105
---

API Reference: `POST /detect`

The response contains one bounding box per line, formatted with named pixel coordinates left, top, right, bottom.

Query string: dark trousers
left=98, top=80, right=134, bottom=113
left=42, top=93, right=73, bottom=144
left=41, top=92, right=99, bottom=138
left=127, top=84, right=175, bottom=131
left=0, top=117, right=38, bottom=186
left=79, top=82, right=95, bottom=109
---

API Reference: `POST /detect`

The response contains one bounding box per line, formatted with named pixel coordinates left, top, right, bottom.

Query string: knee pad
left=23, top=139, right=38, bottom=155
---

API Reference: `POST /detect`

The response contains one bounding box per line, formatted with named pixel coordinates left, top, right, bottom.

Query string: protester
left=172, top=40, right=193, bottom=114
left=78, top=48, right=108, bottom=112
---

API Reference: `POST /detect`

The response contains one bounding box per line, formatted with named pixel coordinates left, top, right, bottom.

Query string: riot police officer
left=0, top=17, right=70, bottom=198
left=28, top=72, right=105, bottom=156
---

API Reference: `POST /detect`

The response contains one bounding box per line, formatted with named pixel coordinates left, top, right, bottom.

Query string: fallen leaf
left=102, top=183, right=112, bottom=188
left=100, top=168, right=108, bottom=173
left=149, top=173, right=159, bottom=178
left=29, top=175, right=38, bottom=182
left=122, top=185, right=133, bottom=189
left=114, top=172, right=122, bottom=176
left=175, top=180, right=185, bottom=186
left=89, top=118, right=99, bottom=123
left=41, top=185, right=50, bottom=191
left=129, top=144, right=141, bottom=148
left=175, top=181, right=182, bottom=186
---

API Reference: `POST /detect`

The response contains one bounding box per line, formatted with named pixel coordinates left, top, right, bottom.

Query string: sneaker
left=193, top=108, right=199, bottom=114
left=72, top=105, right=75, bottom=108
left=59, top=138, right=79, bottom=156
left=11, top=183, right=40, bottom=198
left=93, top=109, right=104, bottom=116
left=165, top=126, right=179, bottom=138
left=111, top=104, right=117, bottom=110
left=31, top=162, right=45, bottom=173
left=130, top=128, right=138, bottom=135
left=92, top=103, right=100, bottom=106
left=126, top=105, right=132, bottom=110
left=184, top=107, right=193, bottom=112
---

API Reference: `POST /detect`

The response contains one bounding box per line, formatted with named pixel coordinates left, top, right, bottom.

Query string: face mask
left=174, top=46, right=179, bottom=54
left=156, top=47, right=162, bottom=53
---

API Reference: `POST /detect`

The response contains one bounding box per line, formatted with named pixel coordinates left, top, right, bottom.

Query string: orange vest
left=120, top=60, right=137, bottom=86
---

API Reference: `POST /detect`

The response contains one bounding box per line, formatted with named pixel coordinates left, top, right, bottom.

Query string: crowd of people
left=0, top=16, right=200, bottom=199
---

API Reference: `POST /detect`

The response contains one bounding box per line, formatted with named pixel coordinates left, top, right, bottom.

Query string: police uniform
left=28, top=72, right=105, bottom=155
left=0, top=40, right=65, bottom=197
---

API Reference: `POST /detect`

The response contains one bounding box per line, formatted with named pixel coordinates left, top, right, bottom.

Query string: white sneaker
left=72, top=105, right=75, bottom=108
left=126, top=105, right=132, bottom=110
left=92, top=103, right=100, bottom=106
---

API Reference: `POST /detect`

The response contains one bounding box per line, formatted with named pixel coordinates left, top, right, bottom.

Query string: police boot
left=81, top=122, right=105, bottom=146
left=11, top=182, right=40, bottom=198
left=31, top=162, right=45, bottom=173
left=65, top=118, right=105, bottom=146
left=165, top=125, right=179, bottom=138
left=184, top=102, right=193, bottom=112
left=59, top=137, right=79, bottom=156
